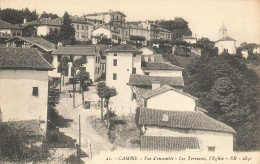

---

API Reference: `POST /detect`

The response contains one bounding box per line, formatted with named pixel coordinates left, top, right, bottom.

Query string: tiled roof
left=0, top=20, right=22, bottom=29
left=6, top=36, right=56, bottom=52
left=25, top=18, right=61, bottom=27
left=138, top=107, right=235, bottom=133
left=143, top=62, right=183, bottom=70
left=153, top=54, right=164, bottom=62
left=0, top=47, right=54, bottom=70
left=128, top=74, right=184, bottom=87
left=141, top=136, right=200, bottom=151
left=142, top=84, right=197, bottom=100
left=216, top=36, right=236, bottom=42
left=52, top=45, right=101, bottom=56
left=128, top=24, right=148, bottom=31
left=0, top=120, right=43, bottom=136
left=105, top=44, right=143, bottom=54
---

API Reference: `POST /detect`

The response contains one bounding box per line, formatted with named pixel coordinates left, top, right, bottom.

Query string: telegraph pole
left=78, top=114, right=81, bottom=164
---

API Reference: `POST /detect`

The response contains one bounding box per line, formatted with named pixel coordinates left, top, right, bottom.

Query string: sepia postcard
left=0, top=0, right=260, bottom=163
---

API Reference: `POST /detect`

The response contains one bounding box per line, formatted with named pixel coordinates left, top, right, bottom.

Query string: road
left=56, top=84, right=114, bottom=160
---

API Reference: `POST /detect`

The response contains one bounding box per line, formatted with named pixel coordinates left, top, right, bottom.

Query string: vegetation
left=0, top=124, right=49, bottom=162
left=92, top=34, right=112, bottom=45
left=1, top=8, right=38, bottom=24
left=156, top=17, right=192, bottom=40
left=130, top=35, right=146, bottom=41
left=58, top=56, right=70, bottom=90
left=40, top=11, right=59, bottom=19
left=44, top=12, right=75, bottom=45
left=183, top=52, right=260, bottom=151
left=76, top=70, right=91, bottom=106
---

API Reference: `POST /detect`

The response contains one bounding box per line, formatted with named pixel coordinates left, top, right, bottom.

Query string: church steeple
left=219, top=22, right=227, bottom=39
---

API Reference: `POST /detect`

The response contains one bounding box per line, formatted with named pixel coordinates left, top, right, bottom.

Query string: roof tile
left=0, top=47, right=54, bottom=70
left=138, top=107, right=235, bottom=133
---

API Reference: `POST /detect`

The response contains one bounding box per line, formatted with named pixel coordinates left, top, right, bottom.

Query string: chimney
left=23, top=18, right=27, bottom=24
left=152, top=81, right=160, bottom=90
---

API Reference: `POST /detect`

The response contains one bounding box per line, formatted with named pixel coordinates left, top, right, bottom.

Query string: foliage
left=76, top=70, right=90, bottom=90
left=183, top=53, right=260, bottom=151
left=48, top=78, right=72, bottom=130
left=41, top=52, right=53, bottom=64
left=156, top=17, right=192, bottom=40
left=40, top=11, right=59, bottom=19
left=130, top=35, right=146, bottom=41
left=1, top=8, right=38, bottom=24
left=43, top=31, right=61, bottom=44
left=0, top=124, right=49, bottom=162
left=60, top=12, right=76, bottom=44
left=197, top=37, right=215, bottom=49
left=93, top=34, right=112, bottom=45
left=73, top=57, right=87, bottom=70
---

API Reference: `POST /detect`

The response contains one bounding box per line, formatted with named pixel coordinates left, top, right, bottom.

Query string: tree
left=76, top=70, right=90, bottom=106
left=103, top=85, right=117, bottom=127
left=58, top=56, right=70, bottom=91
left=72, top=57, right=87, bottom=108
left=157, top=17, right=192, bottom=40
left=183, top=53, right=260, bottom=151
left=96, top=82, right=107, bottom=121
left=60, top=12, right=75, bottom=45
left=92, top=34, right=112, bottom=45
left=0, top=123, right=49, bottom=162
left=44, top=30, right=61, bottom=44
left=1, top=8, right=38, bottom=24
left=40, top=11, right=59, bottom=19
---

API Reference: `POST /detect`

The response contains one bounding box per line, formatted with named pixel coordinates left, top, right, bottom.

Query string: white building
left=253, top=46, right=260, bottom=54
left=137, top=84, right=235, bottom=152
left=50, top=45, right=105, bottom=82
left=241, top=49, right=249, bottom=58
left=128, top=24, right=151, bottom=45
left=182, top=36, right=197, bottom=44
left=215, top=23, right=236, bottom=54
left=0, top=47, right=54, bottom=134
left=105, top=44, right=143, bottom=113
left=142, top=62, right=183, bottom=77
left=92, top=26, right=120, bottom=44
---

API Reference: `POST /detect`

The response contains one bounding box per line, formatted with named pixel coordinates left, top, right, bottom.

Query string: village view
left=0, top=2, right=260, bottom=164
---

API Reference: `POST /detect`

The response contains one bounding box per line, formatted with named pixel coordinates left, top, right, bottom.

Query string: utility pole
left=73, top=67, right=75, bottom=108
left=78, top=114, right=81, bottom=164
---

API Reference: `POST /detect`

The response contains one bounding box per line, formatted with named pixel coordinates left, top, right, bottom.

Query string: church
left=215, top=23, right=236, bottom=54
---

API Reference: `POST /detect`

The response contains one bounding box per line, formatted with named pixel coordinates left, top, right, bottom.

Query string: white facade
left=106, top=51, right=143, bottom=114
left=241, top=50, right=249, bottom=58
left=144, top=126, right=233, bottom=152
left=0, top=70, right=49, bottom=133
left=49, top=54, right=102, bottom=82
left=36, top=25, right=60, bottom=36
left=92, top=27, right=119, bottom=43
left=215, top=40, right=236, bottom=54
left=145, top=90, right=196, bottom=111
left=253, top=47, right=260, bottom=54
left=183, top=38, right=197, bottom=44
left=72, top=23, right=93, bottom=41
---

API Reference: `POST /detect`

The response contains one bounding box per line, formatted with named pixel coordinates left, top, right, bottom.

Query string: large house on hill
left=0, top=47, right=54, bottom=134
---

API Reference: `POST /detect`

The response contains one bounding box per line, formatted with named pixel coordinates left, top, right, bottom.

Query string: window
left=82, top=25, right=84, bottom=30
left=113, top=59, right=117, bottom=66
left=98, top=56, right=100, bottom=63
left=98, top=67, right=100, bottom=74
left=96, top=56, right=98, bottom=63
left=70, top=55, right=74, bottom=62
left=114, top=53, right=117, bottom=56
left=57, top=55, right=62, bottom=62
left=144, top=100, right=147, bottom=107
left=145, top=72, right=150, bottom=75
left=32, top=87, right=38, bottom=96
left=132, top=92, right=136, bottom=100
left=208, top=147, right=215, bottom=152
left=132, top=68, right=136, bottom=74
left=86, top=26, right=88, bottom=30
left=65, top=67, right=69, bottom=76
left=133, top=54, right=136, bottom=57
left=126, top=31, right=128, bottom=36
left=113, top=73, right=117, bottom=80
left=77, top=25, right=79, bottom=30
left=50, top=28, right=52, bottom=32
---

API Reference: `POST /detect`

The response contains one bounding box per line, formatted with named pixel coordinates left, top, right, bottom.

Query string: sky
left=1, top=0, right=260, bottom=45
